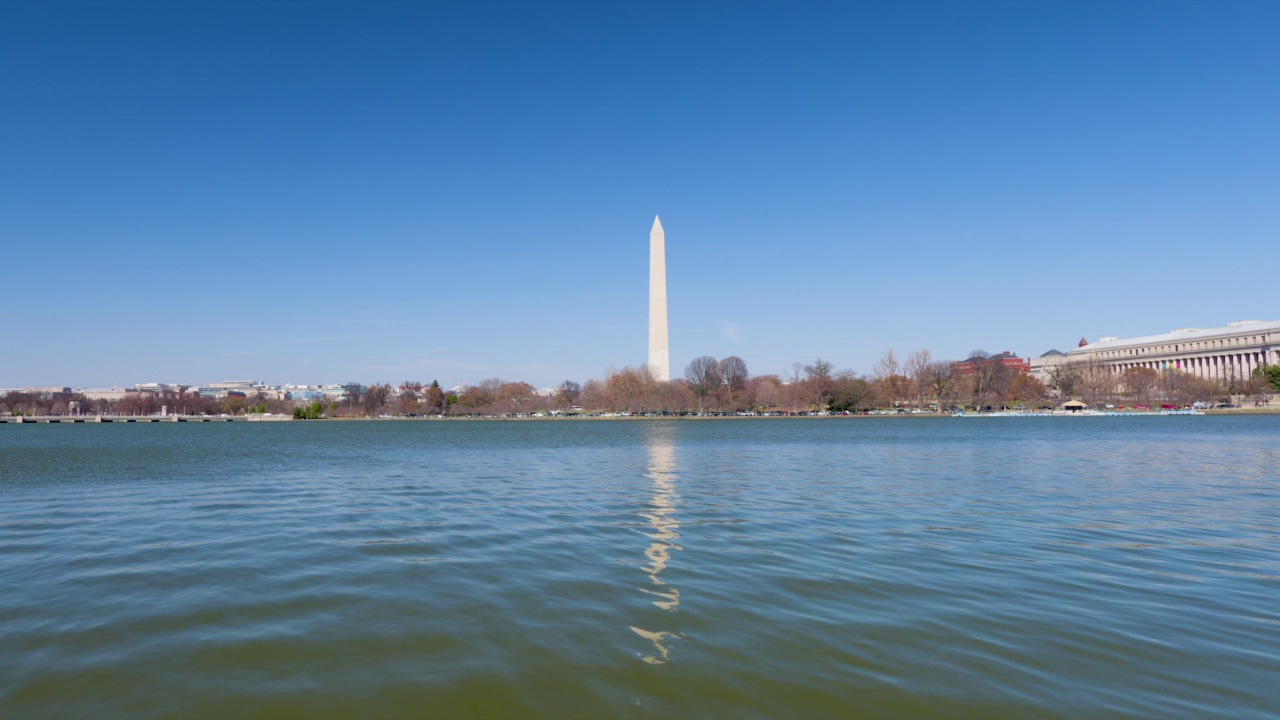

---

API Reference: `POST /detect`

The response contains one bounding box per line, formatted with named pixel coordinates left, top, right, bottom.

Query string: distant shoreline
left=322, top=407, right=1280, bottom=420
left=4, top=407, right=1278, bottom=424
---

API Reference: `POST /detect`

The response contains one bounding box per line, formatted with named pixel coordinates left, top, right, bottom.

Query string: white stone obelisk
left=648, top=215, right=670, bottom=382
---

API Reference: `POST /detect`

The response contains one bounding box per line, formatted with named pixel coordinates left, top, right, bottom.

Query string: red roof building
left=951, top=351, right=1031, bottom=376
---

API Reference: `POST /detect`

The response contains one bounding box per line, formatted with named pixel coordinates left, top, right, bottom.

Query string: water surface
left=1, top=418, right=1277, bottom=718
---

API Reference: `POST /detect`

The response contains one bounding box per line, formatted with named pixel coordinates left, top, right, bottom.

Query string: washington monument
left=648, top=215, right=670, bottom=381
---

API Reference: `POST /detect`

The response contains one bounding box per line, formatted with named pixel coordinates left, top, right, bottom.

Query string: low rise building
left=196, top=381, right=282, bottom=399
left=78, top=388, right=131, bottom=401
left=285, top=385, right=325, bottom=402
left=134, top=383, right=189, bottom=394
left=1028, top=350, right=1067, bottom=385
left=951, top=352, right=1029, bottom=376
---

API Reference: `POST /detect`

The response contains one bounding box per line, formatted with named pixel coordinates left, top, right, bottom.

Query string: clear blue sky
left=3, top=1, right=1278, bottom=389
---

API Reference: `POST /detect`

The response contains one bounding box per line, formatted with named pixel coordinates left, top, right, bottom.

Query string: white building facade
left=1066, top=320, right=1278, bottom=381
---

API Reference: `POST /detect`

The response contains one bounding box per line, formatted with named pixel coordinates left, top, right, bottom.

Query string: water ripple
left=1, top=418, right=1277, bottom=719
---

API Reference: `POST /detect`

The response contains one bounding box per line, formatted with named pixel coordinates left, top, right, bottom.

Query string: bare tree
left=578, top=379, right=606, bottom=409
left=788, top=363, right=805, bottom=385
left=422, top=380, right=446, bottom=415
left=873, top=349, right=900, bottom=380
left=557, top=380, right=581, bottom=405
left=495, top=381, right=537, bottom=408
left=362, top=384, right=391, bottom=415
left=1078, top=360, right=1116, bottom=407
left=718, top=356, right=749, bottom=403
left=875, top=374, right=914, bottom=409
left=748, top=375, right=782, bottom=411
left=803, top=358, right=834, bottom=382
left=1004, top=374, right=1048, bottom=407
left=802, top=358, right=837, bottom=410
left=1121, top=367, right=1159, bottom=406
left=919, top=360, right=956, bottom=413
left=1046, top=362, right=1082, bottom=398
left=458, top=378, right=504, bottom=409
left=1220, top=359, right=1247, bottom=401
left=1163, top=371, right=1221, bottom=407
left=1243, top=372, right=1273, bottom=407
left=399, top=381, right=423, bottom=415
left=341, top=383, right=365, bottom=407
left=965, top=353, right=1013, bottom=410
left=477, top=378, right=504, bottom=404
left=830, top=375, right=876, bottom=412
left=685, top=356, right=722, bottom=412
left=905, top=349, right=933, bottom=407
left=605, top=366, right=662, bottom=413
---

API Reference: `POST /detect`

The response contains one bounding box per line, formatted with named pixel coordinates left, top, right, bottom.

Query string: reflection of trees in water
left=630, top=434, right=682, bottom=664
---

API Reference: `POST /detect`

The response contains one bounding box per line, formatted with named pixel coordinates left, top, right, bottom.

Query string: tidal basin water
left=1, top=418, right=1277, bottom=719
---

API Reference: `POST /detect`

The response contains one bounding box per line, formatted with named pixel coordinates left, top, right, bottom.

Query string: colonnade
left=1109, top=348, right=1270, bottom=382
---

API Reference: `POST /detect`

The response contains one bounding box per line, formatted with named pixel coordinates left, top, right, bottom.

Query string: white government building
left=1060, top=320, right=1278, bottom=381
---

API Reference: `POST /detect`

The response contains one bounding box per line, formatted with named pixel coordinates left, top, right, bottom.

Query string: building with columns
left=1066, top=320, right=1279, bottom=382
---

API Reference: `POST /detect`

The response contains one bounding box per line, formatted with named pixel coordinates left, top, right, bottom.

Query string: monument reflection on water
left=630, top=427, right=682, bottom=664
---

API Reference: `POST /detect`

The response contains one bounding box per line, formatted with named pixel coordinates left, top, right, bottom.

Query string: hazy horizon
left=4, top=1, right=1279, bottom=389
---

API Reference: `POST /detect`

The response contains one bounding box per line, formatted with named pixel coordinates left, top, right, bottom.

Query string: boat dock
left=952, top=409, right=1204, bottom=418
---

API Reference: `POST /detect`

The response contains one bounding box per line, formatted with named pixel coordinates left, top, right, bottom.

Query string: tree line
left=408, top=351, right=1276, bottom=416
left=0, top=389, right=241, bottom=418
left=4, top=355, right=1276, bottom=418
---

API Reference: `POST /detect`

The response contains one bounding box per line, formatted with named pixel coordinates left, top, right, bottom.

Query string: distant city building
left=1028, top=350, right=1067, bottom=385
left=1067, top=320, right=1278, bottom=381
left=951, top=352, right=1029, bottom=376
left=78, top=388, right=130, bottom=401
left=199, top=381, right=257, bottom=392
left=196, top=380, right=280, bottom=399
left=134, top=383, right=189, bottom=394
left=320, top=384, right=351, bottom=402
left=285, top=385, right=324, bottom=402
left=24, top=387, right=71, bottom=394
